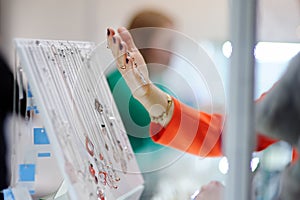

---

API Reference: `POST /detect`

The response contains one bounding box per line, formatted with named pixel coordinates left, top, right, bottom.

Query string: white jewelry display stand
left=13, top=39, right=144, bottom=200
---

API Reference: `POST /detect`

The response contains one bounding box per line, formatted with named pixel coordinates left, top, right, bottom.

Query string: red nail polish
left=126, top=58, right=129, bottom=64
left=119, top=43, right=123, bottom=50
left=113, top=37, right=116, bottom=43
left=107, top=28, right=110, bottom=36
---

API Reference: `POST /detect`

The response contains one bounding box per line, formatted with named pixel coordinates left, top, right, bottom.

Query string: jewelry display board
left=14, top=39, right=144, bottom=200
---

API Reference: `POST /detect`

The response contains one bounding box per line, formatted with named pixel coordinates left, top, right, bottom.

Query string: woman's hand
left=107, top=27, right=151, bottom=99
left=106, top=27, right=174, bottom=126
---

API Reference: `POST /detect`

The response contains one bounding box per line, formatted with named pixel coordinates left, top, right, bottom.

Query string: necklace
left=14, top=39, right=142, bottom=199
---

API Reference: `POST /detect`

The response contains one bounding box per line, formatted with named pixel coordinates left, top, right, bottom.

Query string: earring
left=85, top=136, right=94, bottom=157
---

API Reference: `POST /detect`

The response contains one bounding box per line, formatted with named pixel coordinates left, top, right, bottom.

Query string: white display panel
left=14, top=39, right=144, bottom=200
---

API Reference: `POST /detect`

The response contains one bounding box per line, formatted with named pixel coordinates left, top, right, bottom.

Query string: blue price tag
left=3, top=188, right=15, bottom=200
left=29, top=106, right=39, bottom=114
left=19, top=164, right=35, bottom=182
left=27, top=85, right=33, bottom=98
left=37, top=152, right=51, bottom=157
left=34, top=108, right=39, bottom=114
left=26, top=106, right=32, bottom=111
left=33, top=128, right=50, bottom=145
left=29, top=190, right=35, bottom=195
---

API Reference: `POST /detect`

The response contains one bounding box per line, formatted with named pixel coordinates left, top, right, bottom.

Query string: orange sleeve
left=150, top=97, right=224, bottom=157
left=150, top=97, right=280, bottom=157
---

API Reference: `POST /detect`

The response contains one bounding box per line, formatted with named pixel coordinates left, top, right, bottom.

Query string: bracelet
left=150, top=94, right=173, bottom=124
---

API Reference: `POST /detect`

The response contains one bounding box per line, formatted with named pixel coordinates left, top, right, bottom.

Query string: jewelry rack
left=13, top=39, right=144, bottom=200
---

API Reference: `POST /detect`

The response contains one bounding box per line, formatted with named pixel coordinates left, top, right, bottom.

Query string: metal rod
left=224, top=0, right=257, bottom=200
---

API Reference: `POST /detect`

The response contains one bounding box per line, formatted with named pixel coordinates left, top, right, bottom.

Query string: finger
left=117, top=41, right=128, bottom=70
left=107, top=27, right=115, bottom=37
left=110, top=35, right=121, bottom=59
left=125, top=55, right=134, bottom=70
left=107, top=28, right=115, bottom=49
left=117, top=27, right=137, bottom=51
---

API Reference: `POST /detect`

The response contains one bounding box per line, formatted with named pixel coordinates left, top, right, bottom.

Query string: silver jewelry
left=151, top=94, right=173, bottom=124
left=119, top=65, right=126, bottom=70
left=14, top=39, right=142, bottom=199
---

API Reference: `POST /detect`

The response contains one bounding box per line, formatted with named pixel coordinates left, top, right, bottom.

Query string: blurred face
left=142, top=23, right=174, bottom=66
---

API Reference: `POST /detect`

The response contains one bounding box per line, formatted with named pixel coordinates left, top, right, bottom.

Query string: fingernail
left=119, top=43, right=123, bottom=50
left=113, top=37, right=116, bottom=43
left=107, top=28, right=110, bottom=36
left=126, top=58, right=129, bottom=64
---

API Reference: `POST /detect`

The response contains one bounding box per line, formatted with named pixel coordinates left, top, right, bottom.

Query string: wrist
left=136, top=84, right=174, bottom=126
left=137, top=83, right=165, bottom=111
left=150, top=94, right=174, bottom=126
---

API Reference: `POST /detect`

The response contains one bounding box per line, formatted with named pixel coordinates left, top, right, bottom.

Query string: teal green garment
left=106, top=70, right=171, bottom=153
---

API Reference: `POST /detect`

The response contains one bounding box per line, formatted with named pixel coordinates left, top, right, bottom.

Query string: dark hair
left=127, top=9, right=174, bottom=30
left=126, top=10, right=174, bottom=63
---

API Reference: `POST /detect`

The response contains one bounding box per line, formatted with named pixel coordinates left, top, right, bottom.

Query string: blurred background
left=1, top=0, right=300, bottom=199
left=1, top=0, right=300, bottom=96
